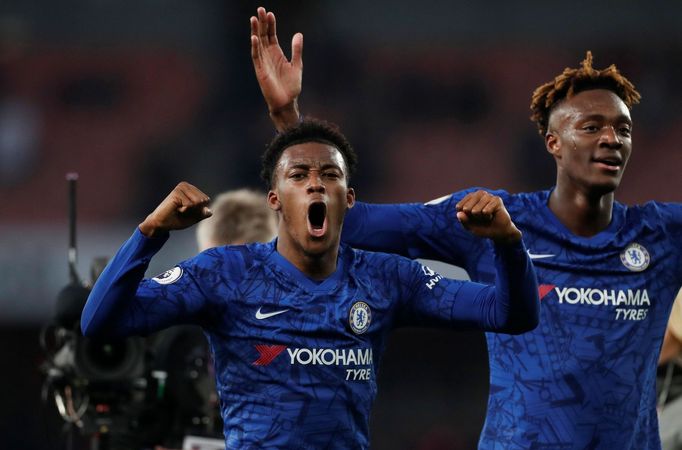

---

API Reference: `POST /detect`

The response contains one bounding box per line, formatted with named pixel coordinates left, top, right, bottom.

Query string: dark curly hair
left=530, top=51, right=641, bottom=136
left=261, top=117, right=358, bottom=189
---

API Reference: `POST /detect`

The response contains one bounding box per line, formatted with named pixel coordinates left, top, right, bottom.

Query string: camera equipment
left=40, top=173, right=221, bottom=450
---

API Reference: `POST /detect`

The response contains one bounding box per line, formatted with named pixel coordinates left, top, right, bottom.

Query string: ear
left=267, top=190, right=281, bottom=211
left=346, top=187, right=356, bottom=209
left=545, top=131, right=561, bottom=158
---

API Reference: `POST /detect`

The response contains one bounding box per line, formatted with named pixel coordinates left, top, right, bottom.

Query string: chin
left=303, top=235, right=337, bottom=255
left=591, top=178, right=621, bottom=196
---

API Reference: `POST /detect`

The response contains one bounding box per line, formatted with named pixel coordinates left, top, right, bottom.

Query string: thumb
left=456, top=211, right=469, bottom=224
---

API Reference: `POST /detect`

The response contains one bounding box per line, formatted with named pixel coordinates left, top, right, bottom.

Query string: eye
left=323, top=171, right=341, bottom=180
left=619, top=126, right=632, bottom=137
left=290, top=172, right=307, bottom=180
left=582, top=125, right=599, bottom=133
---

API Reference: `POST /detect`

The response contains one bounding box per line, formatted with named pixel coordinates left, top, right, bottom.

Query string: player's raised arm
left=398, top=232, right=539, bottom=335
left=81, top=182, right=214, bottom=338
left=138, top=181, right=212, bottom=237
left=398, top=193, right=538, bottom=334
left=250, top=7, right=302, bottom=131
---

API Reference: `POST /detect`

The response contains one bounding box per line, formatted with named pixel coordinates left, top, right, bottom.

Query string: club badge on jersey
left=349, top=301, right=371, bottom=334
left=620, top=243, right=650, bottom=272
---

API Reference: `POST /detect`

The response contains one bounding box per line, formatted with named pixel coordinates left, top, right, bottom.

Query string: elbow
left=499, top=314, right=539, bottom=335
left=498, top=305, right=540, bottom=335
left=80, top=317, right=99, bottom=338
left=80, top=316, right=115, bottom=339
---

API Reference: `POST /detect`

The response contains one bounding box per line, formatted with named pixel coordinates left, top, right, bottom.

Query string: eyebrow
left=579, top=113, right=633, bottom=125
left=288, top=163, right=343, bottom=171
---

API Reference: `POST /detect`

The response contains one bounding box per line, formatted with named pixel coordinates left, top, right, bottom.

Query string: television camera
left=40, top=174, right=221, bottom=450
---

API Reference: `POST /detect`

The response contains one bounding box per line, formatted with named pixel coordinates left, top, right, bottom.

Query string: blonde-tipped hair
left=530, top=51, right=641, bottom=136
left=196, top=189, right=276, bottom=251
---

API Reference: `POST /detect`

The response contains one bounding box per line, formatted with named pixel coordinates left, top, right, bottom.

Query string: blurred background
left=2, top=0, right=682, bottom=448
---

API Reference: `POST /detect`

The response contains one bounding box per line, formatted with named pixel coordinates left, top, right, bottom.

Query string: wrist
left=138, top=216, right=165, bottom=238
left=269, top=99, right=300, bottom=131
left=492, top=229, right=523, bottom=247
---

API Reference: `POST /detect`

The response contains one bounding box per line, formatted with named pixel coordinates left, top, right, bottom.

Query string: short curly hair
left=530, top=51, right=641, bottom=136
left=261, top=117, right=358, bottom=189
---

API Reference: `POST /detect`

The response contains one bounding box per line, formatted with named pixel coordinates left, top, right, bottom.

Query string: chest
left=214, top=272, right=397, bottom=348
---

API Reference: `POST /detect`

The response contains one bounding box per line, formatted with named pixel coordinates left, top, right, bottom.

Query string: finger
left=291, top=33, right=303, bottom=69
left=257, top=7, right=269, bottom=43
left=469, top=194, right=494, bottom=215
left=455, top=190, right=485, bottom=211
left=267, top=11, right=279, bottom=46
left=250, top=16, right=258, bottom=38
left=480, top=197, right=501, bottom=216
left=457, top=192, right=482, bottom=213
left=180, top=183, right=210, bottom=206
left=175, top=189, right=194, bottom=214
left=251, top=35, right=261, bottom=64
left=175, top=182, right=209, bottom=213
left=456, top=211, right=470, bottom=224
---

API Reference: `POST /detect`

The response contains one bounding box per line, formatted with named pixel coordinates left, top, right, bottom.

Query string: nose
left=600, top=126, right=622, bottom=148
left=306, top=170, right=325, bottom=194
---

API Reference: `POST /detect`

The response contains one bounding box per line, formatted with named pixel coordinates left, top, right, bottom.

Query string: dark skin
left=250, top=7, right=522, bottom=247
left=139, top=181, right=212, bottom=238
left=136, top=147, right=519, bottom=282
left=268, top=142, right=355, bottom=279
left=250, top=3, right=682, bottom=393
left=250, top=8, right=633, bottom=239
left=545, top=89, right=633, bottom=236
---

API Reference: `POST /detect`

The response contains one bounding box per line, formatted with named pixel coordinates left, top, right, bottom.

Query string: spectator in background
left=196, top=188, right=276, bottom=251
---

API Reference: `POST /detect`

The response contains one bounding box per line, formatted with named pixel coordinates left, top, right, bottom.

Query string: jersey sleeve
left=396, top=240, right=539, bottom=334
left=342, top=188, right=496, bottom=268
left=81, top=228, right=244, bottom=338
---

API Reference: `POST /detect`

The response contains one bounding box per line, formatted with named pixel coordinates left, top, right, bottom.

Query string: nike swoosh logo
left=527, top=251, right=555, bottom=260
left=255, top=307, right=290, bottom=320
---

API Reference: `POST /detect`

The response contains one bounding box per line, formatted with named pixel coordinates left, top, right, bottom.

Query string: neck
left=548, top=184, right=615, bottom=237
left=275, top=235, right=339, bottom=280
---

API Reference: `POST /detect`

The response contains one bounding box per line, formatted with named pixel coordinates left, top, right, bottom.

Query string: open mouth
left=592, top=156, right=623, bottom=171
left=307, top=202, right=327, bottom=237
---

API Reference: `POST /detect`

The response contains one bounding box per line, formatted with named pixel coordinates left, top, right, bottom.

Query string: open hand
left=250, top=7, right=302, bottom=131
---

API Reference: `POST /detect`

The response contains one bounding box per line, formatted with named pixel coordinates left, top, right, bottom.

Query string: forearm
left=270, top=99, right=300, bottom=132
left=489, top=240, right=540, bottom=334
left=342, top=202, right=412, bottom=256
left=81, top=229, right=168, bottom=337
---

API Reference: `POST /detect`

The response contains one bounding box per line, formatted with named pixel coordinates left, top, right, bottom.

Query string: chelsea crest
left=349, top=301, right=371, bottom=334
left=620, top=243, right=650, bottom=272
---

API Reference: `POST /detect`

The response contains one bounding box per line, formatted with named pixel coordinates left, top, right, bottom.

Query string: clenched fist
left=455, top=190, right=522, bottom=245
left=138, top=182, right=212, bottom=238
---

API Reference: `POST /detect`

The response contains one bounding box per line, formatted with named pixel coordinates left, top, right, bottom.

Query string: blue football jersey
left=342, top=189, right=682, bottom=449
left=82, top=228, right=538, bottom=449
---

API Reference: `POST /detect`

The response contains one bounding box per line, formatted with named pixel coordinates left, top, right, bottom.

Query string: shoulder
left=346, top=245, right=427, bottom=279
left=622, top=201, right=682, bottom=229
left=195, top=240, right=274, bottom=275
